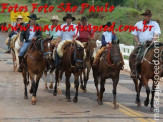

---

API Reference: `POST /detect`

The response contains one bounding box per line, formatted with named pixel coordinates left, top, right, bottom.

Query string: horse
left=129, top=42, right=163, bottom=111
left=53, top=40, right=85, bottom=103
left=80, top=36, right=98, bottom=92
left=8, top=32, right=21, bottom=72
left=92, top=39, right=122, bottom=109
left=22, top=38, right=46, bottom=105
left=42, top=36, right=55, bottom=90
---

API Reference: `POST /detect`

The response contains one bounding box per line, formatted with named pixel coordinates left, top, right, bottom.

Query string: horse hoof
left=114, top=104, right=119, bottom=109
left=53, top=92, right=57, bottom=96
left=137, top=102, right=141, bottom=107
left=31, top=97, right=37, bottom=105
left=97, top=100, right=103, bottom=105
left=49, top=84, right=53, bottom=89
left=144, top=101, right=149, bottom=106
left=150, top=108, right=154, bottom=112
left=67, top=99, right=71, bottom=102
left=57, top=88, right=62, bottom=95
left=24, top=96, right=28, bottom=99
left=73, top=98, right=78, bottom=103
left=29, top=89, right=33, bottom=94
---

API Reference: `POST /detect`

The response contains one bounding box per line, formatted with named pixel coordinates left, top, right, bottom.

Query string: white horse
left=10, top=33, right=21, bottom=72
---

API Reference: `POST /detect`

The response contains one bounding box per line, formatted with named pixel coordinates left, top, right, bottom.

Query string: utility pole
left=92, top=0, right=94, bottom=5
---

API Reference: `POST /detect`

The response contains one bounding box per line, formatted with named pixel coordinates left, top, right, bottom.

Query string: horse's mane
left=148, top=42, right=163, bottom=50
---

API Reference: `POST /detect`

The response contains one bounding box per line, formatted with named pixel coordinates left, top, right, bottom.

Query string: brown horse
left=129, top=42, right=163, bottom=111
left=80, top=37, right=97, bottom=92
left=93, top=40, right=121, bottom=109
left=42, top=36, right=55, bottom=90
left=22, top=38, right=46, bottom=105
left=53, top=40, right=85, bottom=103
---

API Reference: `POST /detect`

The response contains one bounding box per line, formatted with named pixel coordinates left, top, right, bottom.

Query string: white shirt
left=132, top=20, right=161, bottom=43
left=28, top=26, right=36, bottom=40
left=56, top=23, right=79, bottom=41
left=103, top=31, right=113, bottom=43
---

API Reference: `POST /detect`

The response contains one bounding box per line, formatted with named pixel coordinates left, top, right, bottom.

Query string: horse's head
left=73, top=43, right=85, bottom=70
left=109, top=39, right=121, bottom=66
left=43, top=36, right=54, bottom=60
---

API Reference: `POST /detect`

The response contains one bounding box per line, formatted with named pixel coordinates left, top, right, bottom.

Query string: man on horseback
left=46, top=15, right=60, bottom=40
left=77, top=16, right=92, bottom=43
left=51, top=13, right=79, bottom=67
left=130, top=9, right=161, bottom=78
left=18, top=14, right=42, bottom=72
left=92, top=22, right=124, bottom=69
left=5, top=15, right=24, bottom=53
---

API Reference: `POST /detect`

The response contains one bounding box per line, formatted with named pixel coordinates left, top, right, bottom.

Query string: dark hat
left=27, top=14, right=40, bottom=20
left=78, top=16, right=88, bottom=22
left=63, top=13, right=76, bottom=21
left=103, top=22, right=112, bottom=28
left=141, top=9, right=152, bottom=16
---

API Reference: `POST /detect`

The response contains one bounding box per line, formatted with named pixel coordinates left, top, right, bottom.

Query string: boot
left=18, top=56, right=23, bottom=72
left=130, top=64, right=138, bottom=78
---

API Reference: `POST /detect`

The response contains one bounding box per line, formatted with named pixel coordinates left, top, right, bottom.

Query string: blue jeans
left=55, top=48, right=60, bottom=67
left=19, top=41, right=31, bottom=57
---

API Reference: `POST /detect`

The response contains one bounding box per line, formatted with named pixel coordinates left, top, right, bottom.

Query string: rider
left=51, top=13, right=79, bottom=67
left=46, top=15, right=60, bottom=40
left=130, top=9, right=161, bottom=78
left=5, top=15, right=23, bottom=53
left=92, top=21, right=124, bottom=69
left=18, top=14, right=42, bottom=72
left=77, top=16, right=92, bottom=44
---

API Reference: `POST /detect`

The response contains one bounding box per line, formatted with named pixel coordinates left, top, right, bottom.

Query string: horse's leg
left=29, top=72, right=37, bottom=105
left=49, top=69, right=54, bottom=89
left=150, top=81, right=156, bottom=112
left=133, top=78, right=141, bottom=107
left=142, top=76, right=150, bottom=107
left=65, top=71, right=71, bottom=102
left=98, top=76, right=106, bottom=105
left=80, top=69, right=84, bottom=91
left=84, top=64, right=91, bottom=91
left=15, top=49, right=19, bottom=71
left=11, top=49, right=16, bottom=72
left=53, top=68, right=59, bottom=96
left=112, top=77, right=119, bottom=109
left=93, top=67, right=99, bottom=101
left=44, top=70, right=48, bottom=90
left=22, top=68, right=28, bottom=99
left=73, top=72, right=80, bottom=103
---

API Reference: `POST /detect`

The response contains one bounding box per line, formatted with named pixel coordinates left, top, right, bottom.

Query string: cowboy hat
left=141, top=9, right=152, bottom=16
left=78, top=16, right=88, bottom=22
left=63, top=13, right=75, bottom=21
left=51, top=15, right=60, bottom=21
left=27, top=14, right=40, bottom=20
left=15, top=15, right=23, bottom=19
left=103, top=21, right=112, bottom=28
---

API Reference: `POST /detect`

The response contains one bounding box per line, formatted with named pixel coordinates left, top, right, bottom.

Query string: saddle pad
left=57, top=40, right=84, bottom=58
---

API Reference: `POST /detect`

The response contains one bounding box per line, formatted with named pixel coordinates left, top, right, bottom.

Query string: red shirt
left=77, top=24, right=92, bottom=42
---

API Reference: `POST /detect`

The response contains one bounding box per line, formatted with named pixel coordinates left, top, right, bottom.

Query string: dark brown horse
left=80, top=37, right=98, bottom=92
left=22, top=38, right=46, bottom=105
left=129, top=42, right=163, bottom=111
left=53, top=40, right=85, bottom=103
left=42, top=36, right=55, bottom=90
left=93, top=40, right=122, bottom=109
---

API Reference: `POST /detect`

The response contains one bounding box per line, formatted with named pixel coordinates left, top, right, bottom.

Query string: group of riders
left=5, top=9, right=161, bottom=79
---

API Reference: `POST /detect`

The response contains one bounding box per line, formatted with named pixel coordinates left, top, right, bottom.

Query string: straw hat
left=16, top=15, right=23, bottom=19
left=51, top=15, right=60, bottom=21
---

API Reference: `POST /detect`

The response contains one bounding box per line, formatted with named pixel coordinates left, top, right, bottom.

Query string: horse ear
left=50, top=36, right=53, bottom=41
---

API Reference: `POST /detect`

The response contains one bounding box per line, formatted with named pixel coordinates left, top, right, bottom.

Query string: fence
left=95, top=40, right=135, bottom=71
